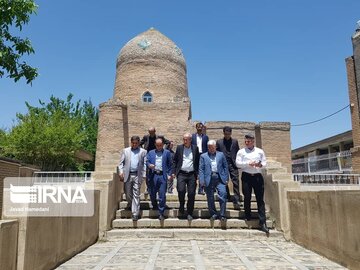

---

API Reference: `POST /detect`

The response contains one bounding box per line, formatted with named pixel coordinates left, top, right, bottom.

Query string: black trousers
left=177, top=171, right=196, bottom=215
left=226, top=163, right=240, bottom=203
left=241, top=172, right=266, bottom=225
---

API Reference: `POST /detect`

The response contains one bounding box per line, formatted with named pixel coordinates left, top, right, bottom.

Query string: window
left=142, top=91, right=152, bottom=103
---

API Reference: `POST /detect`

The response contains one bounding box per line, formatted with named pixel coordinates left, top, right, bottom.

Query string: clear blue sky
left=1, top=0, right=359, bottom=149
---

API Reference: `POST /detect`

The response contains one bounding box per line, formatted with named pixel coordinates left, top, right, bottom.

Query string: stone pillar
left=257, top=122, right=291, bottom=173
left=94, top=100, right=128, bottom=175
left=346, top=55, right=360, bottom=172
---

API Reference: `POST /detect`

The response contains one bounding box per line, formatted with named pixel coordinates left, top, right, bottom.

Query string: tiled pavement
left=55, top=230, right=347, bottom=270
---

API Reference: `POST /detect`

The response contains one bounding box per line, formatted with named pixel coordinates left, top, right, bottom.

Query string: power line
left=291, top=104, right=350, bottom=127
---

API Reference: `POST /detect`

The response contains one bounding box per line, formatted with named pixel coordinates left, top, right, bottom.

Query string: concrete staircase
left=112, top=193, right=274, bottom=230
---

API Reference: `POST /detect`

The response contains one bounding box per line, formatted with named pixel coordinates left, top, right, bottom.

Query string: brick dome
left=113, top=28, right=189, bottom=103
left=117, top=28, right=186, bottom=70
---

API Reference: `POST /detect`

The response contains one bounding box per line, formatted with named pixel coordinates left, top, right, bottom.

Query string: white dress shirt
left=196, top=134, right=203, bottom=153
left=236, top=147, right=267, bottom=174
left=181, top=146, right=194, bottom=172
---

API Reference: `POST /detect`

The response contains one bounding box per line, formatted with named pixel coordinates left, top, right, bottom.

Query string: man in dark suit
left=191, top=122, right=209, bottom=195
left=146, top=137, right=173, bottom=220
left=140, top=127, right=170, bottom=151
left=216, top=126, right=241, bottom=209
left=199, top=140, right=229, bottom=221
left=173, top=133, right=200, bottom=220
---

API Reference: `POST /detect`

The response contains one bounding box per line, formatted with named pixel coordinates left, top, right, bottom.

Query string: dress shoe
left=187, top=214, right=193, bottom=221
left=125, top=205, right=131, bottom=211
left=220, top=217, right=227, bottom=222
left=260, top=223, right=269, bottom=234
left=132, top=215, right=139, bottom=221
left=152, top=206, right=159, bottom=211
left=233, top=202, right=241, bottom=210
left=198, top=190, right=206, bottom=195
left=210, top=214, right=218, bottom=221
left=158, top=214, right=165, bottom=221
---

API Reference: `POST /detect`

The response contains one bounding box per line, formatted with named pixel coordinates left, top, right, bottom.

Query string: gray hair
left=183, top=133, right=192, bottom=139
left=208, top=140, right=216, bottom=146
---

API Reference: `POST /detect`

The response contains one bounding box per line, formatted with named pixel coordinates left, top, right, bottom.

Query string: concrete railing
left=0, top=220, right=18, bottom=270
left=287, top=187, right=360, bottom=270
left=1, top=190, right=100, bottom=270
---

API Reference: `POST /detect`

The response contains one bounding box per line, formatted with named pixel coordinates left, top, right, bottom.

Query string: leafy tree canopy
left=0, top=0, right=38, bottom=84
left=0, top=94, right=98, bottom=171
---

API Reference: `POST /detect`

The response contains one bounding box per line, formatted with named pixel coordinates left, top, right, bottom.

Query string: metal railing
left=33, top=171, right=93, bottom=183
left=292, top=150, right=352, bottom=173
left=293, top=173, right=360, bottom=185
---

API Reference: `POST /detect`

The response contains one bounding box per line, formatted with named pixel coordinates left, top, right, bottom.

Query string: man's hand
left=168, top=175, right=173, bottom=181
left=119, top=173, right=124, bottom=182
left=149, top=164, right=155, bottom=169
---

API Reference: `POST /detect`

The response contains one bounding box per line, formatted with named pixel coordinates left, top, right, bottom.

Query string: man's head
left=244, top=134, right=255, bottom=149
left=155, top=137, right=164, bottom=151
left=148, top=127, right=156, bottom=137
left=223, top=126, right=232, bottom=140
left=183, top=133, right=192, bottom=147
left=130, top=136, right=140, bottom=149
left=195, top=122, right=203, bottom=134
left=207, top=140, right=216, bottom=154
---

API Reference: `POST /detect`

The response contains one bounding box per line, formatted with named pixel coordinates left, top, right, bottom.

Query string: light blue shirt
left=155, top=150, right=163, bottom=171
left=130, top=148, right=140, bottom=172
left=181, top=146, right=194, bottom=172
left=209, top=153, right=217, bottom=173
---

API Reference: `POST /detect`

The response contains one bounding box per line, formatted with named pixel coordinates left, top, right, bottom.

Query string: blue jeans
left=205, top=174, right=227, bottom=218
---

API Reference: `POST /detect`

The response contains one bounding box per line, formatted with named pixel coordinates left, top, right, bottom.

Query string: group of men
left=118, top=124, right=269, bottom=234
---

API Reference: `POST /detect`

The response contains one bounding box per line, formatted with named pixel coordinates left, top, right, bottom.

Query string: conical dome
left=113, top=28, right=188, bottom=103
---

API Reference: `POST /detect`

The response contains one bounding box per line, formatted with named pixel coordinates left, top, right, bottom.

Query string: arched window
left=142, top=91, right=152, bottom=103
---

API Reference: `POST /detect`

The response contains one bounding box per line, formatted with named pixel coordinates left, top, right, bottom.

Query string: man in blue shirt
left=199, top=140, right=229, bottom=222
left=146, top=137, right=173, bottom=220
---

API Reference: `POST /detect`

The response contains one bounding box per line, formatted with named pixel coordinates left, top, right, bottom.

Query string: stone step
left=266, top=160, right=283, bottom=168
left=266, top=167, right=287, bottom=174
left=119, top=201, right=260, bottom=210
left=106, top=228, right=284, bottom=240
left=268, top=173, right=292, bottom=181
left=95, top=165, right=117, bottom=172
left=116, top=209, right=268, bottom=219
left=92, top=171, right=115, bottom=180
left=121, top=193, right=257, bottom=202
left=112, top=218, right=274, bottom=229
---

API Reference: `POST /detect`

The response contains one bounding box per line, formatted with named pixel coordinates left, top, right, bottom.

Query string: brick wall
left=257, top=122, right=291, bottom=172
left=0, top=158, right=39, bottom=219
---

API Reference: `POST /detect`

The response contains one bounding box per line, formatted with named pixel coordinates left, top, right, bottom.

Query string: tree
left=1, top=94, right=98, bottom=170
left=0, top=0, right=38, bottom=84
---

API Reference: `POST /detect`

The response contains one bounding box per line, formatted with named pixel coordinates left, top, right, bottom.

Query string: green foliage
left=1, top=94, right=98, bottom=171
left=0, top=0, right=38, bottom=84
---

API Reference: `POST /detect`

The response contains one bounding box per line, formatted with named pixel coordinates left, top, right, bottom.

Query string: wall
left=288, top=188, right=360, bottom=270
left=2, top=190, right=100, bottom=270
left=0, top=220, right=18, bottom=270
left=257, top=122, right=291, bottom=173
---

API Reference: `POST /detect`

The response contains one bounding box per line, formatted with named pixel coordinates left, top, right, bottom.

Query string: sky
left=0, top=0, right=359, bottom=149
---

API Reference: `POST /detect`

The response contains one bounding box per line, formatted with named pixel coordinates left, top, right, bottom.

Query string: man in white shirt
left=236, top=134, right=269, bottom=234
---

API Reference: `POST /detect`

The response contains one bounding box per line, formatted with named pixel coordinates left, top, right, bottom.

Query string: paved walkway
left=56, top=230, right=347, bottom=270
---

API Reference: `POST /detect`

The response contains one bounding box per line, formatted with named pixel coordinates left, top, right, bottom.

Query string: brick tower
left=95, top=28, right=192, bottom=173
left=346, top=21, right=360, bottom=173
